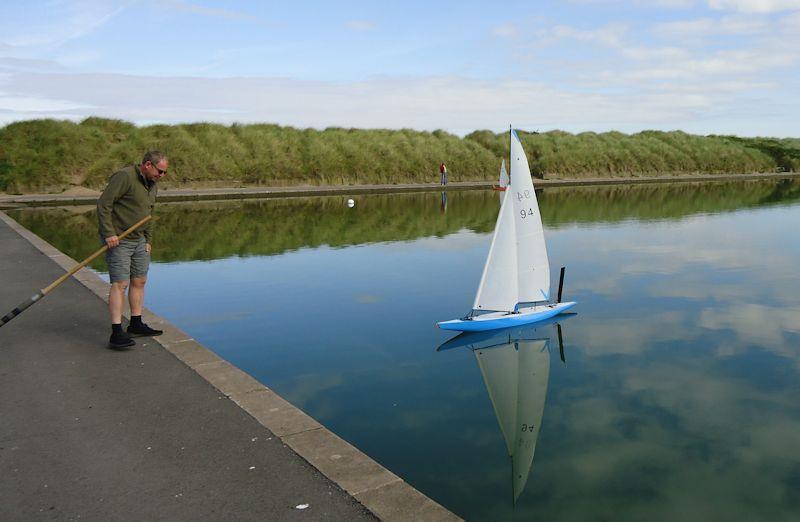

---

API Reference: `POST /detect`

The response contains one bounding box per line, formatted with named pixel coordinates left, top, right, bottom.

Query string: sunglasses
left=149, top=161, right=167, bottom=175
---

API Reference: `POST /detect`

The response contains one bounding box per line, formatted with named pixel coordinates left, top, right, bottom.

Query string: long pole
left=0, top=215, right=152, bottom=328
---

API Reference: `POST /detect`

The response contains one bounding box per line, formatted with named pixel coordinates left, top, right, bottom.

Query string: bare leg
left=109, top=281, right=129, bottom=324
left=129, top=277, right=147, bottom=316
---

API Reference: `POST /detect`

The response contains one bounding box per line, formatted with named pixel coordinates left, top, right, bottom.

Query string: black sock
left=112, top=323, right=123, bottom=334
left=130, top=315, right=143, bottom=326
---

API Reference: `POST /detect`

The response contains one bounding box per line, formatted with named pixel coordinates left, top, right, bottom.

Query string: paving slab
left=283, top=428, right=400, bottom=496
left=232, top=388, right=323, bottom=438
left=355, top=480, right=462, bottom=522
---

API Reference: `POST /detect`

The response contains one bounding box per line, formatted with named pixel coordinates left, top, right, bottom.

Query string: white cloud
left=0, top=92, right=91, bottom=113
left=708, top=0, right=800, bottom=12
left=548, top=23, right=629, bottom=48
left=0, top=71, right=742, bottom=134
left=5, top=1, right=127, bottom=49
left=160, top=0, right=265, bottom=22
left=346, top=20, right=377, bottom=32
left=492, top=23, right=519, bottom=38
left=782, top=10, right=800, bottom=27
left=0, top=57, right=64, bottom=73
left=622, top=46, right=690, bottom=61
left=568, top=0, right=697, bottom=7
left=654, top=14, right=769, bottom=37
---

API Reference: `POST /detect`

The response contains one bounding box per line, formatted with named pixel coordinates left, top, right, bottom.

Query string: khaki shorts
left=104, top=236, right=149, bottom=283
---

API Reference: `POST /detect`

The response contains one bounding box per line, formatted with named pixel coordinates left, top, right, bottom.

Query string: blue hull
left=437, top=302, right=577, bottom=332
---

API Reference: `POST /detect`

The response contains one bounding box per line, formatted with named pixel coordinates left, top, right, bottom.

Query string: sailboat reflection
left=438, top=313, right=575, bottom=503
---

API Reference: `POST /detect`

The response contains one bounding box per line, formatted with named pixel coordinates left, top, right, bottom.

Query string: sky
left=1, top=0, right=799, bottom=136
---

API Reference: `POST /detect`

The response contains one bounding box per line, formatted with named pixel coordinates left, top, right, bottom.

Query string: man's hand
left=105, top=236, right=120, bottom=249
left=145, top=243, right=152, bottom=254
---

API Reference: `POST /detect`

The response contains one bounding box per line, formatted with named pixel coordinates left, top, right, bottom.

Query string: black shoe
left=127, top=322, right=163, bottom=337
left=109, top=331, right=135, bottom=350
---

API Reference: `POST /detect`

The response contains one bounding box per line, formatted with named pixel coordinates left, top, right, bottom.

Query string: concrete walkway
left=1, top=172, right=797, bottom=209
left=0, top=213, right=457, bottom=521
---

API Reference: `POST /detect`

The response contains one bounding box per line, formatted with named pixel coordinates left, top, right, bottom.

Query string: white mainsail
left=473, top=129, right=550, bottom=312
left=474, top=338, right=550, bottom=503
left=509, top=130, right=551, bottom=303
left=499, top=159, right=509, bottom=188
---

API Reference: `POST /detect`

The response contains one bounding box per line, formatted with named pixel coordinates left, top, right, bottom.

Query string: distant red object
left=492, top=186, right=507, bottom=191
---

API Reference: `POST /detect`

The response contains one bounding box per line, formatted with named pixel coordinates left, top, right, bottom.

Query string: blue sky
left=1, top=0, right=799, bottom=136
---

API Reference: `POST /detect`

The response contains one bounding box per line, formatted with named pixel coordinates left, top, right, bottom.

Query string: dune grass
left=0, top=118, right=797, bottom=193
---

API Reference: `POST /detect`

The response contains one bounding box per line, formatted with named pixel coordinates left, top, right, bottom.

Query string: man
left=439, top=162, right=448, bottom=186
left=97, top=151, right=167, bottom=350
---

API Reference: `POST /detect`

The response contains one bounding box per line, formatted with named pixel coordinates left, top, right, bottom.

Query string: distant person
left=97, top=151, right=168, bottom=350
left=439, top=162, right=448, bottom=186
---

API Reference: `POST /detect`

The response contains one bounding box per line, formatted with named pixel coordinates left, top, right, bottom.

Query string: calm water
left=11, top=179, right=800, bottom=520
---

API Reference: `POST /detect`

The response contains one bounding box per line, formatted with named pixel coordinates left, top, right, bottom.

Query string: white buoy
left=347, top=198, right=355, bottom=208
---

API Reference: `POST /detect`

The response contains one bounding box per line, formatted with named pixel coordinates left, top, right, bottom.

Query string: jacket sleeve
left=96, top=171, right=129, bottom=238
left=144, top=184, right=157, bottom=244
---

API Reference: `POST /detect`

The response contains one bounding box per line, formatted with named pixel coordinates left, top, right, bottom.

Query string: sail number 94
left=517, top=191, right=535, bottom=219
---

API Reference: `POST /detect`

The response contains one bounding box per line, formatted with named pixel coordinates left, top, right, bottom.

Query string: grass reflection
left=8, top=179, right=800, bottom=272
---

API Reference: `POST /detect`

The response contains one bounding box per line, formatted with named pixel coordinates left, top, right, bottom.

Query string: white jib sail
left=473, top=188, right=518, bottom=311
left=499, top=159, right=509, bottom=187
left=509, top=130, right=551, bottom=303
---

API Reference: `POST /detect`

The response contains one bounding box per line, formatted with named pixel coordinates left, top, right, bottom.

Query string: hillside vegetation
left=1, top=118, right=798, bottom=193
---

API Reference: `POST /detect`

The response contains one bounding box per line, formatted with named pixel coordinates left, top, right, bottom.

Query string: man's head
left=141, top=151, right=168, bottom=182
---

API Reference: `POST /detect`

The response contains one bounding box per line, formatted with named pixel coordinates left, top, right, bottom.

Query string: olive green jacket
left=97, top=164, right=157, bottom=242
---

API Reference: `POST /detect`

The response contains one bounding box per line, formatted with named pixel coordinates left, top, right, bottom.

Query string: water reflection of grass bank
left=7, top=179, right=800, bottom=270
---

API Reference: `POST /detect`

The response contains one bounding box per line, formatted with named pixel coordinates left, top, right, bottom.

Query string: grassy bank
left=1, top=118, right=798, bottom=193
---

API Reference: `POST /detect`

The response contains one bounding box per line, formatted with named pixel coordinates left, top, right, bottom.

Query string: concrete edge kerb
left=0, top=210, right=461, bottom=522
left=2, top=173, right=798, bottom=209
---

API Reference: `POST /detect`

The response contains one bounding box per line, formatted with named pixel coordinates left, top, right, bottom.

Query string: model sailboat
left=437, top=129, right=576, bottom=332
left=493, top=159, right=509, bottom=191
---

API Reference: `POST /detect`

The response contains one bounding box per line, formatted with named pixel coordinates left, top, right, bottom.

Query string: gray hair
left=142, top=150, right=166, bottom=165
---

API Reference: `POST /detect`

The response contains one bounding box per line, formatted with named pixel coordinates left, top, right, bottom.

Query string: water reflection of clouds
left=572, top=311, right=695, bottom=357
left=562, top=212, right=800, bottom=320
left=700, top=304, right=800, bottom=358
left=649, top=279, right=750, bottom=301
left=543, top=328, right=800, bottom=505
left=278, top=372, right=346, bottom=410
left=355, top=293, right=384, bottom=304
left=620, top=243, right=756, bottom=274
left=169, top=309, right=254, bottom=327
left=541, top=357, right=800, bottom=519
left=578, top=233, right=763, bottom=275
left=394, top=229, right=489, bottom=252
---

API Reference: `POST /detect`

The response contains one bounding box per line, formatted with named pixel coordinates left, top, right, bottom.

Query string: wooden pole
left=1, top=215, right=152, bottom=328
